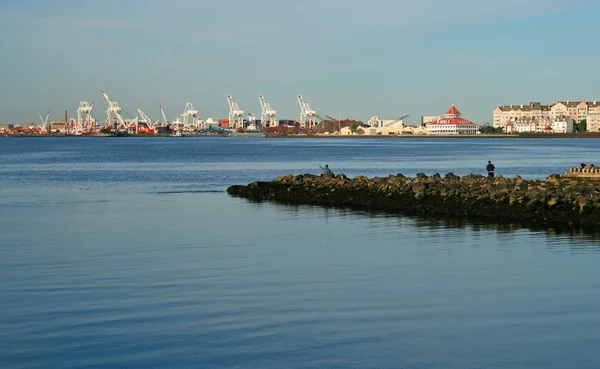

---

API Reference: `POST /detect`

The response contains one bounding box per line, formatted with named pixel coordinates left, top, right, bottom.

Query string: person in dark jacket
left=486, top=161, right=495, bottom=178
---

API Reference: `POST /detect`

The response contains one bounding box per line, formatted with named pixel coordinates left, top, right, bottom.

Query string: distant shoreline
left=4, top=132, right=600, bottom=139
left=263, top=133, right=600, bottom=139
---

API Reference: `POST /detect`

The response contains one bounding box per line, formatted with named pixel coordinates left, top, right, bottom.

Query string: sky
left=1, top=0, right=599, bottom=125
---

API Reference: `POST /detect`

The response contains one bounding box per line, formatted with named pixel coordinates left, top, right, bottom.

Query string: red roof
left=445, top=104, right=461, bottom=116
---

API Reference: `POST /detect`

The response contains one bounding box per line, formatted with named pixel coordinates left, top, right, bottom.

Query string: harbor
left=2, top=92, right=597, bottom=139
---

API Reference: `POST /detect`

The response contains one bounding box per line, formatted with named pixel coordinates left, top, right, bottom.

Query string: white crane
left=297, top=95, right=317, bottom=128
left=258, top=94, right=277, bottom=127
left=136, top=108, right=153, bottom=127
left=126, top=116, right=139, bottom=134
left=227, top=95, right=244, bottom=129
left=160, top=105, right=170, bottom=126
left=38, top=108, right=51, bottom=133
left=76, top=102, right=95, bottom=133
left=182, top=102, right=201, bottom=130
left=100, top=90, right=126, bottom=130
left=136, top=108, right=159, bottom=134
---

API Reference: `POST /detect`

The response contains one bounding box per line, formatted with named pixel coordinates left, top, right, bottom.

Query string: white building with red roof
left=426, top=104, right=480, bottom=135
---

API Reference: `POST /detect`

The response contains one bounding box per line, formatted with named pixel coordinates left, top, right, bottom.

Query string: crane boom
left=39, top=108, right=51, bottom=129
left=136, top=108, right=156, bottom=128
left=384, top=114, right=411, bottom=127
left=182, top=102, right=200, bottom=129
left=100, top=90, right=126, bottom=128
left=297, top=95, right=317, bottom=128
left=258, top=94, right=277, bottom=127
left=227, top=95, right=244, bottom=129
left=160, top=105, right=170, bottom=124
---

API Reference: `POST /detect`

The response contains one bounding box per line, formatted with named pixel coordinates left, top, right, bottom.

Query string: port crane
left=297, top=95, right=318, bottom=128
left=76, top=102, right=96, bottom=133
left=160, top=105, right=171, bottom=126
left=227, top=95, right=244, bottom=129
left=182, top=102, right=201, bottom=129
left=258, top=94, right=277, bottom=127
left=38, top=108, right=51, bottom=133
left=136, top=108, right=158, bottom=133
left=100, top=90, right=127, bottom=130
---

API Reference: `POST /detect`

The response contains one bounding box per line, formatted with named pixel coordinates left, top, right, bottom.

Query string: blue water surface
left=1, top=137, right=600, bottom=369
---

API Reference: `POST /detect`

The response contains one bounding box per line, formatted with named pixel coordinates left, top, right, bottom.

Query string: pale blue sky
left=1, top=0, right=598, bottom=125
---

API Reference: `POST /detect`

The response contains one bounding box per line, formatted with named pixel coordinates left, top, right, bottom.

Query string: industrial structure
left=258, top=94, right=277, bottom=127
left=38, top=108, right=51, bottom=133
left=136, top=108, right=159, bottom=134
left=181, top=103, right=200, bottom=129
left=101, top=90, right=128, bottom=130
left=160, top=105, right=170, bottom=125
left=367, top=114, right=410, bottom=129
left=76, top=102, right=95, bottom=134
left=297, top=96, right=317, bottom=128
left=227, top=95, right=245, bottom=129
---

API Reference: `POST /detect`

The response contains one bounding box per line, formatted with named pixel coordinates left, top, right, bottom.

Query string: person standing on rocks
left=486, top=161, right=495, bottom=178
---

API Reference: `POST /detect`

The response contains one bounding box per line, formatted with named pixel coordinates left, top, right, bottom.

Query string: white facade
left=551, top=118, right=573, bottom=133
left=504, top=117, right=573, bottom=133
left=426, top=123, right=479, bottom=135
left=341, top=126, right=403, bottom=135
left=426, top=104, right=480, bottom=135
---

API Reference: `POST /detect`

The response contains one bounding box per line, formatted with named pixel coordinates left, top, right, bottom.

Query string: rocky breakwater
left=227, top=171, right=600, bottom=229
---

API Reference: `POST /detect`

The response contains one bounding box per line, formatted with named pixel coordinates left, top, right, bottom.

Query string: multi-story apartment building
left=587, top=101, right=600, bottom=131
left=493, top=102, right=551, bottom=128
left=587, top=113, right=600, bottom=132
left=493, top=101, right=598, bottom=128
left=504, top=116, right=573, bottom=134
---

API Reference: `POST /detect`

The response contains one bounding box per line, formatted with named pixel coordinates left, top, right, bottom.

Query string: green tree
left=480, top=125, right=504, bottom=134
left=350, top=123, right=357, bottom=133
left=578, top=119, right=587, bottom=132
left=236, top=127, right=244, bottom=133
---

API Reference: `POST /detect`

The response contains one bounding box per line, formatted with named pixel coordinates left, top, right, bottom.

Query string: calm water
left=1, top=137, right=600, bottom=369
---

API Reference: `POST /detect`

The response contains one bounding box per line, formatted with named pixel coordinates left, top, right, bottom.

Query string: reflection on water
left=3, top=138, right=600, bottom=369
left=264, top=200, right=600, bottom=251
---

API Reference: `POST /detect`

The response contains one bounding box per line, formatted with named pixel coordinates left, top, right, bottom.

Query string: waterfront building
left=550, top=116, right=574, bottom=133
left=494, top=100, right=599, bottom=128
left=589, top=101, right=600, bottom=115
left=493, top=102, right=551, bottom=128
left=504, top=118, right=538, bottom=133
left=587, top=113, right=600, bottom=132
left=503, top=116, right=573, bottom=134
left=425, top=104, right=480, bottom=135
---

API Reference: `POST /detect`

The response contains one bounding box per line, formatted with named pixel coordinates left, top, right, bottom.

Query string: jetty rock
left=227, top=169, right=600, bottom=230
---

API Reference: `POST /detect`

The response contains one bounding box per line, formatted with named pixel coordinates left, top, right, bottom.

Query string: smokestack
left=65, top=110, right=68, bottom=135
